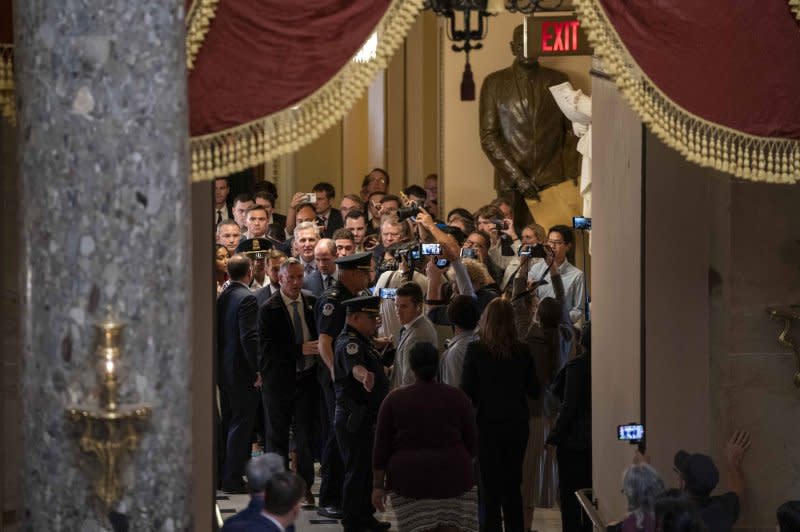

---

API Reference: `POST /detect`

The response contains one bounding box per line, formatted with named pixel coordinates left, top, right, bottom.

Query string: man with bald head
left=303, top=239, right=337, bottom=297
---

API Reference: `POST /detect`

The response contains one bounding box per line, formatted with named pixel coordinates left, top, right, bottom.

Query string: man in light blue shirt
left=528, top=224, right=585, bottom=326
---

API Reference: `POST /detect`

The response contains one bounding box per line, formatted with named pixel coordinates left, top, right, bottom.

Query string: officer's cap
left=235, top=237, right=272, bottom=260
left=343, top=295, right=381, bottom=315
left=335, top=251, right=373, bottom=271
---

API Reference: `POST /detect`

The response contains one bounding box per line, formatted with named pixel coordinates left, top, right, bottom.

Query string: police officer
left=235, top=237, right=272, bottom=291
left=334, top=295, right=390, bottom=532
left=315, top=251, right=374, bottom=519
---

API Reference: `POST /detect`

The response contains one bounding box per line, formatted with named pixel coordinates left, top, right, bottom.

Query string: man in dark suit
left=214, top=177, right=234, bottom=224
left=303, top=239, right=337, bottom=297
left=312, top=182, right=344, bottom=238
left=222, top=470, right=307, bottom=532
left=218, top=253, right=261, bottom=493
left=258, top=257, right=320, bottom=505
left=255, top=250, right=287, bottom=307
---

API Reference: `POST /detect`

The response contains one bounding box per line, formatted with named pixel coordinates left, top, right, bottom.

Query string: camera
left=518, top=243, right=548, bottom=258
left=379, top=287, right=397, bottom=300
left=302, top=193, right=317, bottom=204
left=572, top=216, right=592, bottom=230
left=397, top=201, right=423, bottom=222
left=490, top=218, right=507, bottom=232
left=617, top=423, right=644, bottom=442
left=460, top=248, right=477, bottom=260
left=421, top=243, right=441, bottom=256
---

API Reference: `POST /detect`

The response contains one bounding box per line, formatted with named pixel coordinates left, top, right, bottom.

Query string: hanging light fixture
left=424, top=0, right=497, bottom=101
left=504, top=0, right=569, bottom=13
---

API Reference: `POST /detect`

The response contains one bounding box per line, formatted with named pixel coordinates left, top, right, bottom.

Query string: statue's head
left=510, top=24, right=535, bottom=64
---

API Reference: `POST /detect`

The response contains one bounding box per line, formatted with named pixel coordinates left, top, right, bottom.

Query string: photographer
left=373, top=241, right=430, bottom=344
left=527, top=225, right=586, bottom=327
left=417, top=209, right=500, bottom=325
left=475, top=204, right=521, bottom=284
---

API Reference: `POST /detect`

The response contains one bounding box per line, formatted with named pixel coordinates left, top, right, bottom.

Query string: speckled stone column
left=15, top=2, right=191, bottom=530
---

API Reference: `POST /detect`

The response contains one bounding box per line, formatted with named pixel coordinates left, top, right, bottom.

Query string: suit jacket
left=215, top=203, right=234, bottom=223
left=258, top=290, right=318, bottom=397
left=217, top=282, right=260, bottom=390
left=391, top=315, right=438, bottom=388
left=255, top=283, right=280, bottom=307
left=302, top=270, right=336, bottom=297
left=479, top=60, right=580, bottom=194
left=220, top=497, right=284, bottom=532
left=320, top=208, right=344, bottom=238
left=272, top=212, right=287, bottom=230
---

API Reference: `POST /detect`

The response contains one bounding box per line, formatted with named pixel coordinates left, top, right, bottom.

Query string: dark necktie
left=325, top=275, right=334, bottom=289
left=398, top=326, right=406, bottom=346
left=216, top=209, right=222, bottom=224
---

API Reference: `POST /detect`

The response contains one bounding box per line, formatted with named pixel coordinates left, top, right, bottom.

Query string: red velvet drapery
left=189, top=0, right=390, bottom=137
left=599, top=0, right=800, bottom=140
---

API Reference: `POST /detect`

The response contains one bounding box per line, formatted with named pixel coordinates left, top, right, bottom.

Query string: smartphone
left=421, top=243, right=441, bottom=256
left=435, top=258, right=450, bottom=269
left=460, top=248, right=477, bottom=259
left=573, top=216, right=592, bottom=230
left=617, top=423, right=644, bottom=442
left=303, top=193, right=317, bottom=204
left=379, top=287, right=397, bottom=300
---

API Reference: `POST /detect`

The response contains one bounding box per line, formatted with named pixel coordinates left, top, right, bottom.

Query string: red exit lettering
left=541, top=20, right=581, bottom=52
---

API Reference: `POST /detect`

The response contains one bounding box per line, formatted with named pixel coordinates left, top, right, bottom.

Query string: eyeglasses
left=546, top=239, right=565, bottom=246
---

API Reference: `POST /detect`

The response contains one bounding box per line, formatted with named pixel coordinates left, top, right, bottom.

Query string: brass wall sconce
left=766, top=304, right=800, bottom=388
left=65, top=311, right=151, bottom=509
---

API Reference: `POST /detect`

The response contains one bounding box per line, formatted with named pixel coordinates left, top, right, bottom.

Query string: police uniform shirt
left=315, top=282, right=371, bottom=340
left=333, top=324, right=388, bottom=410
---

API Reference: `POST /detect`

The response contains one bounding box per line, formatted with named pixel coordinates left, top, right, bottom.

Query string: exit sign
left=527, top=16, right=593, bottom=57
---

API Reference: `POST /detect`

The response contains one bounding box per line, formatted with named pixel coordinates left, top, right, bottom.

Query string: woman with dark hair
left=461, top=299, right=539, bottom=532
left=215, top=243, right=231, bottom=296
left=372, top=342, right=479, bottom=532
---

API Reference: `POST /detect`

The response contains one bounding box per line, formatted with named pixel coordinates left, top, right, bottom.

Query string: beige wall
left=441, top=12, right=591, bottom=215
left=590, top=73, right=643, bottom=518
left=643, top=131, right=713, bottom=480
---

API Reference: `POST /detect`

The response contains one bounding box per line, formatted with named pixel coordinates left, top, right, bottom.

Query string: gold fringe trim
left=190, top=0, right=425, bottom=182
left=0, top=45, right=14, bottom=126
left=186, top=0, right=220, bottom=71
left=790, top=0, right=800, bottom=22
left=575, top=0, right=800, bottom=184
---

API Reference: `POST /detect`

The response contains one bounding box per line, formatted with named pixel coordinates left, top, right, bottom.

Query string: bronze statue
left=479, top=24, right=580, bottom=224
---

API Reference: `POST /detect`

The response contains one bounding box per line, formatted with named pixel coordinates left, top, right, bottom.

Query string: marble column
left=15, top=1, right=191, bottom=530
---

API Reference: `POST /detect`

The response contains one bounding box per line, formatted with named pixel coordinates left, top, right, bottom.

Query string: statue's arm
left=479, top=78, right=525, bottom=180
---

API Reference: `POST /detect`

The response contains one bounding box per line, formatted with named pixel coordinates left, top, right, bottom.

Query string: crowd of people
left=213, top=169, right=795, bottom=532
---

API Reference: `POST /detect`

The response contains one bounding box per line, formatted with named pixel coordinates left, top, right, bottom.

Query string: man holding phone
left=527, top=224, right=586, bottom=326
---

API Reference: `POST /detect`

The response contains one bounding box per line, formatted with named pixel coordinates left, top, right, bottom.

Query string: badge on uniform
left=322, top=303, right=335, bottom=317
left=346, top=342, right=359, bottom=356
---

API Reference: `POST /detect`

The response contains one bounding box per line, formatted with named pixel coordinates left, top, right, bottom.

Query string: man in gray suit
left=390, top=282, right=438, bottom=388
